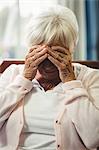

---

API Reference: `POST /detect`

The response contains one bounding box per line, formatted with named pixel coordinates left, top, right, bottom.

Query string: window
left=0, top=0, right=57, bottom=59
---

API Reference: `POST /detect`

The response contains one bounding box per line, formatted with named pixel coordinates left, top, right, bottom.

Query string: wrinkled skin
left=23, top=45, right=48, bottom=81
left=47, top=46, right=75, bottom=83
left=23, top=45, right=75, bottom=90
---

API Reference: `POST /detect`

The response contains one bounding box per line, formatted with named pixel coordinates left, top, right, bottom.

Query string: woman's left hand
left=48, top=46, right=76, bottom=83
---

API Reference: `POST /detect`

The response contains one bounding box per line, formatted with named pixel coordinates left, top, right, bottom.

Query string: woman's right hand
left=23, top=45, right=47, bottom=81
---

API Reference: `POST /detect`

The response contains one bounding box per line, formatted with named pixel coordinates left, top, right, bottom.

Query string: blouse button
left=57, top=144, right=60, bottom=148
left=56, top=120, right=61, bottom=124
left=56, top=120, right=58, bottom=123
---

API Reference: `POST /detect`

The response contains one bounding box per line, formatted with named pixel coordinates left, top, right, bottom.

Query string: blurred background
left=0, top=0, right=99, bottom=60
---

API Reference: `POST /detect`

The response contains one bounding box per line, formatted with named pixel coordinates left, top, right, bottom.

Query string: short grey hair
left=26, top=5, right=79, bottom=53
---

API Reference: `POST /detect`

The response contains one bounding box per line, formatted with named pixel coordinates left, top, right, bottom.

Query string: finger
left=51, top=46, right=70, bottom=55
left=25, top=45, right=39, bottom=60
left=28, top=47, right=48, bottom=61
left=35, top=48, right=48, bottom=60
left=26, top=45, right=47, bottom=60
left=26, top=50, right=47, bottom=68
left=48, top=49, right=70, bottom=65
left=30, top=44, right=46, bottom=53
left=28, top=45, right=40, bottom=53
left=48, top=54, right=62, bottom=69
left=25, top=57, right=33, bottom=68
left=48, top=54, right=74, bottom=75
left=48, top=46, right=71, bottom=59
left=48, top=50, right=63, bottom=62
left=31, top=53, right=48, bottom=67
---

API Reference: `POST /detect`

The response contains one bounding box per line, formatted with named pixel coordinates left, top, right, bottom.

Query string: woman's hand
left=48, top=46, right=76, bottom=83
left=23, top=45, right=47, bottom=81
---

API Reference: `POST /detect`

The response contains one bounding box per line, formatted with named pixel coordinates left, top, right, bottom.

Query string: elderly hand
left=23, top=45, right=47, bottom=81
left=48, top=46, right=76, bottom=83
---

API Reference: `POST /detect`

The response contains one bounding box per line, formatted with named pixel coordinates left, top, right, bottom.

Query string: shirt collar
left=32, top=79, right=44, bottom=91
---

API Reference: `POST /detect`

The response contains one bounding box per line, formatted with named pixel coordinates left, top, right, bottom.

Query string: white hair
left=26, top=5, right=79, bottom=53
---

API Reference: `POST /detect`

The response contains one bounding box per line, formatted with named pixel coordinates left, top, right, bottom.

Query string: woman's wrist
left=62, top=73, right=76, bottom=83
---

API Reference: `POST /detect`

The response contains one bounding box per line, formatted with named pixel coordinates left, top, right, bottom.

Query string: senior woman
left=0, top=5, right=99, bottom=150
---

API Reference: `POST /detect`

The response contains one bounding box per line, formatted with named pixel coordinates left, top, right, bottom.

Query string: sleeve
left=0, top=65, right=33, bottom=129
left=61, top=69, right=99, bottom=149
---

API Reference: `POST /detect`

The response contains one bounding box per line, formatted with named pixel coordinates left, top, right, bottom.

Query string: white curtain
left=57, top=0, right=87, bottom=60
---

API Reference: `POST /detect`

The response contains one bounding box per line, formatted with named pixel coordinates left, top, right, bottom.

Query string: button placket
left=55, top=119, right=62, bottom=149
left=55, top=106, right=66, bottom=150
